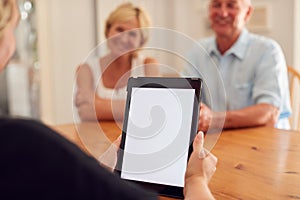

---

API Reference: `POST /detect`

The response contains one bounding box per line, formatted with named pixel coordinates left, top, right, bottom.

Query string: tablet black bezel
left=115, top=77, right=202, bottom=199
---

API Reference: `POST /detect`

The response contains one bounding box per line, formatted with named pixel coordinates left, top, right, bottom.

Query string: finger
left=193, top=131, right=204, bottom=154
left=198, top=131, right=204, bottom=149
left=196, top=131, right=209, bottom=159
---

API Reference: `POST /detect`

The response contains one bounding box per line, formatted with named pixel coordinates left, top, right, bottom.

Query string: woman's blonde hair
left=0, top=0, right=13, bottom=38
left=105, top=2, right=151, bottom=47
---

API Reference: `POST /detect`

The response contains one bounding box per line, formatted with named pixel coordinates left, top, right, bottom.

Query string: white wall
left=36, top=0, right=298, bottom=124
left=251, top=0, right=294, bottom=66
left=36, top=0, right=96, bottom=124
left=294, top=0, right=300, bottom=70
left=291, top=0, right=300, bottom=129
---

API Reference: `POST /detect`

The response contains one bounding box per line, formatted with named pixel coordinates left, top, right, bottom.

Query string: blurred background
left=0, top=0, right=299, bottom=125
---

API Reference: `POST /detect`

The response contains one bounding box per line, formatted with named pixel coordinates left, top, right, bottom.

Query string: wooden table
left=53, top=122, right=300, bottom=200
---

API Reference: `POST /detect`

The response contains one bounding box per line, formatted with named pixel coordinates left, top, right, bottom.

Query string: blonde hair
left=0, top=0, right=13, bottom=38
left=105, top=2, right=151, bottom=47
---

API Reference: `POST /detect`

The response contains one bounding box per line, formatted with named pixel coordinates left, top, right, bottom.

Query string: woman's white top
left=73, top=54, right=146, bottom=122
left=87, top=54, right=146, bottom=100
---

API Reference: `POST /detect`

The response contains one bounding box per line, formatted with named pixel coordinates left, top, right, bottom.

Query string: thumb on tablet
left=193, top=131, right=207, bottom=159
left=184, top=131, right=216, bottom=200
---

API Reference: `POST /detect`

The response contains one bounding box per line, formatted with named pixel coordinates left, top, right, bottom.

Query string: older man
left=186, top=0, right=291, bottom=131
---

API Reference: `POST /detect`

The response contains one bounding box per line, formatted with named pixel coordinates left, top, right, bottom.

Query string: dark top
left=0, top=118, right=158, bottom=200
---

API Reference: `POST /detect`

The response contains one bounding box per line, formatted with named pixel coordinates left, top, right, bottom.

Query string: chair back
left=287, top=66, right=300, bottom=131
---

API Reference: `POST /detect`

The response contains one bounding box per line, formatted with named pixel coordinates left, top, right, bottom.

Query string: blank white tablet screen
left=121, top=87, right=195, bottom=187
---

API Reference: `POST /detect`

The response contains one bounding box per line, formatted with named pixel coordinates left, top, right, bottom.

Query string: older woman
left=75, top=3, right=160, bottom=122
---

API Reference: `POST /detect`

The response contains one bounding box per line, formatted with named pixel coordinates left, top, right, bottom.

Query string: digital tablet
left=115, top=77, right=202, bottom=199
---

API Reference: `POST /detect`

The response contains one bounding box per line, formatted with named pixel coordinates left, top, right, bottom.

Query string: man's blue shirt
left=184, top=29, right=291, bottom=129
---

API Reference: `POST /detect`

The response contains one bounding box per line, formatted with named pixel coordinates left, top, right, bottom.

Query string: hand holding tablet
left=115, top=77, right=204, bottom=198
left=184, top=131, right=217, bottom=200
